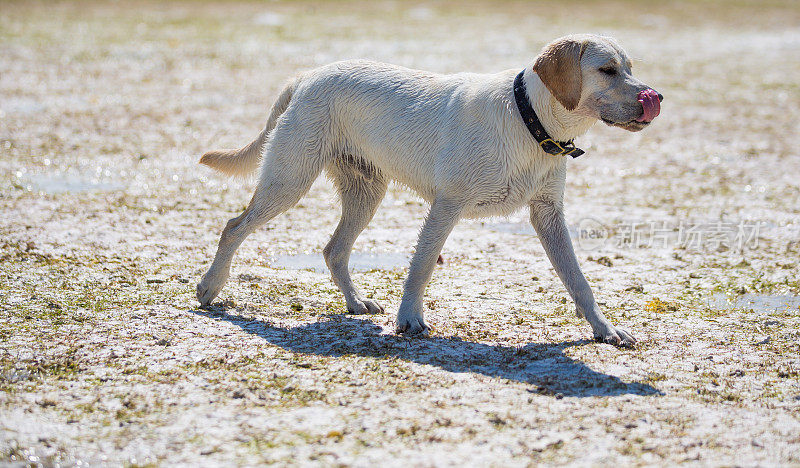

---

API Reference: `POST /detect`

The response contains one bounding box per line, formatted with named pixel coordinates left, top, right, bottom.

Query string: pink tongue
left=636, top=89, right=661, bottom=123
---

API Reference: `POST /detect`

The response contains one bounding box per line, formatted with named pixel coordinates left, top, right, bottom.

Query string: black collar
left=513, top=70, right=584, bottom=158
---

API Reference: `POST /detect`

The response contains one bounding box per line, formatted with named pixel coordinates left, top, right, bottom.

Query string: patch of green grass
left=644, top=298, right=679, bottom=314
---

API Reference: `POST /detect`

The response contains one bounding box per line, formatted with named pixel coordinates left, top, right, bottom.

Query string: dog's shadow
left=190, top=306, right=662, bottom=398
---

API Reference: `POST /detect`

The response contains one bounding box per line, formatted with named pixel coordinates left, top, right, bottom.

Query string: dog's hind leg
left=197, top=146, right=324, bottom=306
left=323, top=158, right=388, bottom=314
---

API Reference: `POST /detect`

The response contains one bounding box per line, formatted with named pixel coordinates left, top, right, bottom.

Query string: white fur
left=197, top=34, right=660, bottom=347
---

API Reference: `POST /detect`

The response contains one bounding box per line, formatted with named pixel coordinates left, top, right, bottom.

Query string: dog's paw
left=347, top=298, right=384, bottom=315
left=197, top=272, right=227, bottom=307
left=197, top=283, right=218, bottom=307
left=396, top=313, right=430, bottom=337
left=593, top=325, right=636, bottom=348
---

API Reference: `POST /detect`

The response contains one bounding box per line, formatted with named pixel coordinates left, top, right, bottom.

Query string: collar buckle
left=539, top=138, right=564, bottom=155
left=539, top=138, right=584, bottom=158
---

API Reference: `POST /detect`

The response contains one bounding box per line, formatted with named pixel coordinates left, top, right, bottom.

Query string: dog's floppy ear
left=532, top=38, right=586, bottom=111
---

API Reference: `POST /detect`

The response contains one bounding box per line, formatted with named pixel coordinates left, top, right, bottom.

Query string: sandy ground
left=1, top=0, right=799, bottom=466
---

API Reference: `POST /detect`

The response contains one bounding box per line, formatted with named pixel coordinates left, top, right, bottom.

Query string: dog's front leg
left=529, top=200, right=636, bottom=347
left=396, top=197, right=463, bottom=337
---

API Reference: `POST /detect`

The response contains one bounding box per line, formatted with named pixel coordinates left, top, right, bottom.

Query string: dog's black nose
left=657, top=92, right=664, bottom=102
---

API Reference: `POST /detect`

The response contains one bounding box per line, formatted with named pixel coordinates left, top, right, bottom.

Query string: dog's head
left=533, top=34, right=662, bottom=132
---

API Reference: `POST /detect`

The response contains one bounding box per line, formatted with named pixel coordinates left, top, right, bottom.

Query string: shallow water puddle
left=2, top=96, right=48, bottom=115
left=269, top=252, right=409, bottom=273
left=482, top=221, right=536, bottom=236
left=707, top=293, right=800, bottom=313
left=24, top=174, right=124, bottom=194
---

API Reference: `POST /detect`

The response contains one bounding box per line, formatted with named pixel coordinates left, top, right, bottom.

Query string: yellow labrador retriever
left=197, top=34, right=663, bottom=347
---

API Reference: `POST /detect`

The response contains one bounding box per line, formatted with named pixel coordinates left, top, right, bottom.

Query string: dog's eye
left=599, top=67, right=617, bottom=76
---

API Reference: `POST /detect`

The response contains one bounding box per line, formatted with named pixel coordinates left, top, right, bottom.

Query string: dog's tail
left=199, top=76, right=301, bottom=177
